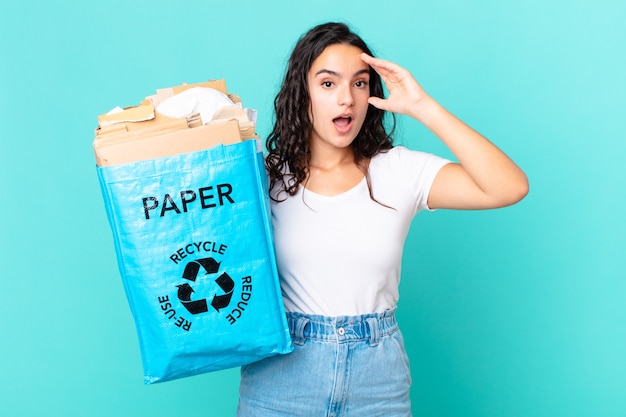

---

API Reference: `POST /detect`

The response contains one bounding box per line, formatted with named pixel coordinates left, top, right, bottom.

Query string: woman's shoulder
left=371, top=145, right=435, bottom=166
left=370, top=145, right=452, bottom=182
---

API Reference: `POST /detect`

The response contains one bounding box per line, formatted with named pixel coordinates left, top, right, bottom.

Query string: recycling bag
left=97, top=139, right=293, bottom=384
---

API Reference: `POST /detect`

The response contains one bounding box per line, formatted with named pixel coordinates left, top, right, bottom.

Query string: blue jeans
left=237, top=309, right=412, bottom=416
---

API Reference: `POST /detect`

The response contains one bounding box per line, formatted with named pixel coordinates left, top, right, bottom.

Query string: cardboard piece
left=210, top=106, right=256, bottom=139
left=94, top=120, right=243, bottom=167
left=93, top=79, right=258, bottom=167
left=97, top=103, right=155, bottom=127
left=148, top=79, right=228, bottom=108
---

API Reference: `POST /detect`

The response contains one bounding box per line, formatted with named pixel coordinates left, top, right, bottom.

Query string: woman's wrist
left=408, top=95, right=440, bottom=126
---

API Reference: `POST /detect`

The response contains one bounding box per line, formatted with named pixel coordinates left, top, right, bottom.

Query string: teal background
left=1, top=0, right=624, bottom=416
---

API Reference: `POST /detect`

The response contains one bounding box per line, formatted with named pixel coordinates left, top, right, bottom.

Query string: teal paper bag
left=97, top=140, right=293, bottom=384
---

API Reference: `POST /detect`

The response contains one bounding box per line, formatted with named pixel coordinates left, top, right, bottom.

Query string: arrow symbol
left=211, top=272, right=235, bottom=312
left=176, top=258, right=235, bottom=315
left=176, top=283, right=194, bottom=302
left=182, top=258, right=220, bottom=282
left=181, top=299, right=209, bottom=315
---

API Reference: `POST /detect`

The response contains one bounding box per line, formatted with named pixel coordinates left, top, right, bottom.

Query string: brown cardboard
left=97, top=103, right=155, bottom=127
left=149, top=79, right=228, bottom=108
left=95, top=111, right=195, bottom=138
left=210, top=106, right=256, bottom=139
left=94, top=119, right=243, bottom=167
left=94, top=79, right=257, bottom=167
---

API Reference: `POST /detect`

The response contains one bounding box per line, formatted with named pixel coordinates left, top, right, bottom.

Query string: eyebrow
left=314, top=68, right=370, bottom=78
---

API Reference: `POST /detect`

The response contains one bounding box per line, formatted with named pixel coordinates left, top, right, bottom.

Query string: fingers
left=362, top=53, right=425, bottom=115
left=360, top=53, right=390, bottom=68
left=361, top=54, right=389, bottom=77
left=361, top=53, right=413, bottom=91
left=367, top=96, right=390, bottom=111
left=361, top=53, right=402, bottom=76
left=360, top=52, right=380, bottom=66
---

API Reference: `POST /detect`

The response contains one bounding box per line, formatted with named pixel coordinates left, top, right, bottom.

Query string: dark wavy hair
left=266, top=22, right=395, bottom=202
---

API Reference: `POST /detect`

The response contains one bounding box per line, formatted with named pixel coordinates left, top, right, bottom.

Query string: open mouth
left=333, top=115, right=353, bottom=131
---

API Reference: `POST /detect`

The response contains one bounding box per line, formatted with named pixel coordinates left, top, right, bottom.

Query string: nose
left=337, top=83, right=354, bottom=107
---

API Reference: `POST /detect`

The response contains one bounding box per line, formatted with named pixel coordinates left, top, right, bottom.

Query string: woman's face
left=307, top=43, right=371, bottom=155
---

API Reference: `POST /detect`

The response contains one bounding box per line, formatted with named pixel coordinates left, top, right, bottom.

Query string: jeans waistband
left=286, top=308, right=397, bottom=347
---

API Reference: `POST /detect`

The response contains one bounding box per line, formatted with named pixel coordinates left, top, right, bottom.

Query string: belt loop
left=291, top=317, right=309, bottom=346
left=366, top=317, right=380, bottom=347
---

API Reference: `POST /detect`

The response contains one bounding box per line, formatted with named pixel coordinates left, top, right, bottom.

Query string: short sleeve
left=369, top=146, right=452, bottom=215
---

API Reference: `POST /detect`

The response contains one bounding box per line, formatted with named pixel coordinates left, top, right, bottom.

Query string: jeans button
left=337, top=327, right=345, bottom=336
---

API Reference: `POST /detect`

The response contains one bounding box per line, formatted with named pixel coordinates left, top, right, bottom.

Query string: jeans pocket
left=389, top=331, right=413, bottom=385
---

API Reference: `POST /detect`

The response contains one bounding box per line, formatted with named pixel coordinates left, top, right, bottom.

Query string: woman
left=237, top=22, right=528, bottom=416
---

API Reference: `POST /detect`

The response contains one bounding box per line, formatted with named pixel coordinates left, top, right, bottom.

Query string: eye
left=354, top=80, right=369, bottom=88
left=322, top=81, right=334, bottom=88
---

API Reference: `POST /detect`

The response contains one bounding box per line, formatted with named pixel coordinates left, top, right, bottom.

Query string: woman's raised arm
left=362, top=53, right=529, bottom=210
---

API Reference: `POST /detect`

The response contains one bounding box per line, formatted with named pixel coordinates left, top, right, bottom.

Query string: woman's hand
left=360, top=53, right=432, bottom=121
left=362, top=52, right=529, bottom=210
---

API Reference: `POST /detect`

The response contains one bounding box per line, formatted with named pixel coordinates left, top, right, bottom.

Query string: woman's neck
left=306, top=147, right=366, bottom=196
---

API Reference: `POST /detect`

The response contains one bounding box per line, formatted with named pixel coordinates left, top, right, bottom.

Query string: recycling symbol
left=176, top=257, right=235, bottom=315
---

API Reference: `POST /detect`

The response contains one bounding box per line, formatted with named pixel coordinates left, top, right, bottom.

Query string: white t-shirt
left=270, top=146, right=451, bottom=316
